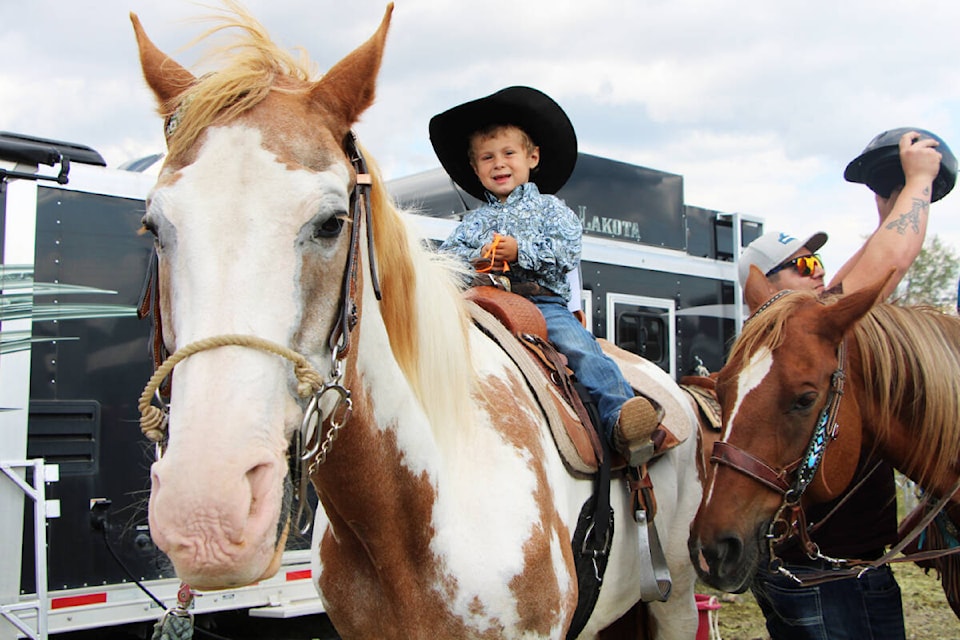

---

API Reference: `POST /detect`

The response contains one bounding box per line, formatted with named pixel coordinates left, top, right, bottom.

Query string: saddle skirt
left=465, top=286, right=691, bottom=475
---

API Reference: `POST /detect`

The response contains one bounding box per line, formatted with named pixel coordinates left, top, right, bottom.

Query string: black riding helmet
left=844, top=127, right=957, bottom=202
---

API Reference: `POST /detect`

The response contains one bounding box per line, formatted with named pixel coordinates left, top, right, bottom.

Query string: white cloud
left=3, top=0, right=960, bottom=270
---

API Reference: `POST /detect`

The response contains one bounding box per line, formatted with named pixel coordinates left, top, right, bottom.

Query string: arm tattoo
left=884, top=197, right=929, bottom=235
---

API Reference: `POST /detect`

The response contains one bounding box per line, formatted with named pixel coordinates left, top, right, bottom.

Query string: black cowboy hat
left=429, top=86, right=578, bottom=201
left=844, top=127, right=957, bottom=203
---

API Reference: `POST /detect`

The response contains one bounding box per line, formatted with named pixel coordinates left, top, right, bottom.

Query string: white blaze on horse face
left=147, top=124, right=353, bottom=586
left=703, top=346, right=773, bottom=505
left=725, top=346, right=773, bottom=441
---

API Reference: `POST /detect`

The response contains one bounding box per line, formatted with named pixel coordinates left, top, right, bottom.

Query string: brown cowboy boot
left=613, top=395, right=664, bottom=467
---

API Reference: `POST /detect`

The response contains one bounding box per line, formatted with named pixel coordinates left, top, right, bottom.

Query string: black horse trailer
left=0, top=132, right=760, bottom=638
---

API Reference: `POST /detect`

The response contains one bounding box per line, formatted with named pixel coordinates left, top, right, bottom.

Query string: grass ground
left=698, top=550, right=960, bottom=639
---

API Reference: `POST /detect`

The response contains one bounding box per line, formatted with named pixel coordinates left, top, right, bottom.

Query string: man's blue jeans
left=751, top=562, right=905, bottom=640
left=532, top=296, right=634, bottom=441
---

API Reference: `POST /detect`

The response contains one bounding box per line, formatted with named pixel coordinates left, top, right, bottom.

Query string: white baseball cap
left=738, top=230, right=828, bottom=288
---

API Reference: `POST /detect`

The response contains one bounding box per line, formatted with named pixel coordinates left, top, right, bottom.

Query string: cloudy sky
left=4, top=0, right=960, bottom=276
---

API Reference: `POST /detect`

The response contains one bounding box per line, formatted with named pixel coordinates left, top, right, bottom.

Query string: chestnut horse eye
left=791, top=392, right=818, bottom=413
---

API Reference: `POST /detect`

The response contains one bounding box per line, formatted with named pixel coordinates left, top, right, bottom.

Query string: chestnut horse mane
left=160, top=1, right=476, bottom=436
left=730, top=290, right=960, bottom=489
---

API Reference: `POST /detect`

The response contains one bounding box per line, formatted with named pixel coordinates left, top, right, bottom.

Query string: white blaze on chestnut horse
left=131, top=4, right=701, bottom=638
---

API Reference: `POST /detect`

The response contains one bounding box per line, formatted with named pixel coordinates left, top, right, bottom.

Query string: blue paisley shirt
left=440, top=182, right=581, bottom=301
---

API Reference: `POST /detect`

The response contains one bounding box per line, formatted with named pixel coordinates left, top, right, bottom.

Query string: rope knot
left=141, top=406, right=167, bottom=442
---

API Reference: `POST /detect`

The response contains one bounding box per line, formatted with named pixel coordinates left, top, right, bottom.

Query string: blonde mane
left=854, top=303, right=960, bottom=486
left=726, top=290, right=818, bottom=366
left=364, top=151, right=476, bottom=433
left=729, top=291, right=960, bottom=489
left=163, top=0, right=317, bottom=160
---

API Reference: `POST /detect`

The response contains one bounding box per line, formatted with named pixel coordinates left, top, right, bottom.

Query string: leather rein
left=136, top=132, right=379, bottom=533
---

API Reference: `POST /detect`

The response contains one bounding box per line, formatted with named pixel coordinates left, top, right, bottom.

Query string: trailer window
left=617, top=311, right=666, bottom=364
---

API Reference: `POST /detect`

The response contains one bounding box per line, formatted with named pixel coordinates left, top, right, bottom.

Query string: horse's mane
left=854, top=303, right=960, bottom=487
left=730, top=290, right=960, bottom=489
left=727, top=290, right=818, bottom=365
left=364, top=150, right=476, bottom=437
left=163, top=0, right=318, bottom=160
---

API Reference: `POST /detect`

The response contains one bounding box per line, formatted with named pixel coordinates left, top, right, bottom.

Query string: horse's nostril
left=245, top=461, right=278, bottom=517
left=716, top=533, right=744, bottom=567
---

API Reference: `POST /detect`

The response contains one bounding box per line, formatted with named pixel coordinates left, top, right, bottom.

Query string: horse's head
left=689, top=267, right=885, bottom=592
left=131, top=4, right=393, bottom=589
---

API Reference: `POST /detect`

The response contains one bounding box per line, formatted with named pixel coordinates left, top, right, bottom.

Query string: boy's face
left=469, top=125, right=540, bottom=202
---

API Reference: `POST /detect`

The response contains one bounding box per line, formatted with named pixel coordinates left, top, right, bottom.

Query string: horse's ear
left=820, top=268, right=893, bottom=340
left=310, top=3, right=393, bottom=139
left=131, top=12, right=196, bottom=107
left=744, top=265, right=779, bottom=314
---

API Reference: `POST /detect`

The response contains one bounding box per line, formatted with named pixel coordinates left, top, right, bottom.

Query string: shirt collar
left=484, top=181, right=541, bottom=205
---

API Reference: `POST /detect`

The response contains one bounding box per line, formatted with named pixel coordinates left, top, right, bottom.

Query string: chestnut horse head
left=131, top=4, right=703, bottom=638
left=690, top=267, right=960, bottom=593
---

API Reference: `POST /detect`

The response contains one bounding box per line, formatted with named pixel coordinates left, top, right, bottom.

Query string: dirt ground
left=698, top=561, right=960, bottom=640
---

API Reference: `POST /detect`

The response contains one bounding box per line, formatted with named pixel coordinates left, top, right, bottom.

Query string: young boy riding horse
left=431, top=86, right=660, bottom=465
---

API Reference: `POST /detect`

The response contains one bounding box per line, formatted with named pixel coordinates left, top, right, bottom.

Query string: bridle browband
left=137, top=131, right=380, bottom=533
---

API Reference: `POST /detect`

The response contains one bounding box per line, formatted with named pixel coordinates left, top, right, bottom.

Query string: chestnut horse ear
left=819, top=268, right=895, bottom=342
left=310, top=3, right=393, bottom=140
left=744, top=265, right=780, bottom=314
left=131, top=12, right=196, bottom=107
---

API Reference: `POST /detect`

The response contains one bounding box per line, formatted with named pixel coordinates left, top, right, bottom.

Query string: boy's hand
left=477, top=233, right=518, bottom=272
left=487, top=234, right=518, bottom=264
left=875, top=186, right=901, bottom=222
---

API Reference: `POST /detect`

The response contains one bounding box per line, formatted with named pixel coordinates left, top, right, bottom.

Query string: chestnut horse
left=690, top=267, right=960, bottom=596
left=130, top=4, right=701, bottom=638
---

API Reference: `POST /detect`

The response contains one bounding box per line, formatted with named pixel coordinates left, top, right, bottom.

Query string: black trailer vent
left=27, top=400, right=100, bottom=475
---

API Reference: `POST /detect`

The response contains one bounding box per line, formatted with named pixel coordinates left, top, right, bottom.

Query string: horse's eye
left=314, top=214, right=345, bottom=239
left=791, top=392, right=818, bottom=413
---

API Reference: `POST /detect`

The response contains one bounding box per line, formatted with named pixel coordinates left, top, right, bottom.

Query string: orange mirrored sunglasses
left=766, top=253, right=823, bottom=278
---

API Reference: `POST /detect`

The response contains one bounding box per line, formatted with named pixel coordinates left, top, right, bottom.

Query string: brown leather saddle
left=465, top=286, right=604, bottom=475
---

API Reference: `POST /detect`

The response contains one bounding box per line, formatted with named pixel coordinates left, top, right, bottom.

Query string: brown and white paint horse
left=690, top=267, right=960, bottom=595
left=131, top=4, right=701, bottom=638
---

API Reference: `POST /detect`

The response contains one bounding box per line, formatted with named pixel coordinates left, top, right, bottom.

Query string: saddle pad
left=679, top=377, right=722, bottom=431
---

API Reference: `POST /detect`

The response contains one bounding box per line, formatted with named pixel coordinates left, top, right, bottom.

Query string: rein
left=136, top=132, right=379, bottom=532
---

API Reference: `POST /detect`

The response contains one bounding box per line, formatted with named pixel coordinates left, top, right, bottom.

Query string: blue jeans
left=532, top=297, right=634, bottom=442
left=751, top=562, right=905, bottom=640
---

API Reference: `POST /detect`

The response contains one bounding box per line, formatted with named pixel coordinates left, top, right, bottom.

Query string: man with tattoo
left=738, top=129, right=953, bottom=640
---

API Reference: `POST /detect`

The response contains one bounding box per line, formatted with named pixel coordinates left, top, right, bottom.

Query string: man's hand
left=900, top=131, right=942, bottom=186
